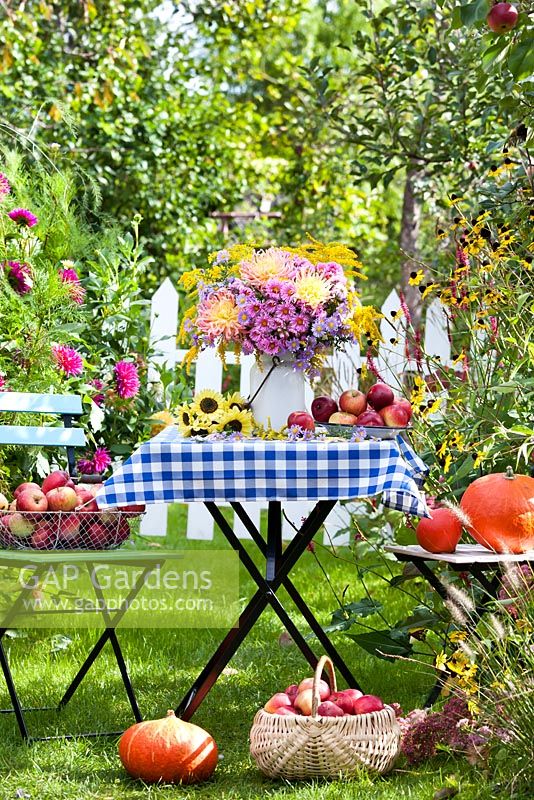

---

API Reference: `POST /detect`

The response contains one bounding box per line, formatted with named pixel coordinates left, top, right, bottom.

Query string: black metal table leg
left=0, top=639, right=29, bottom=741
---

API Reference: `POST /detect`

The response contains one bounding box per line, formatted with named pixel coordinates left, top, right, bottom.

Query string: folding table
left=96, top=426, right=430, bottom=721
left=385, top=543, right=534, bottom=706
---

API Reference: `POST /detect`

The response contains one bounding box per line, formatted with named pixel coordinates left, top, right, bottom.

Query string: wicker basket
left=250, top=655, right=400, bottom=779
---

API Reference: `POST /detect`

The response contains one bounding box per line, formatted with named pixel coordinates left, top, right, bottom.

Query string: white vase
left=249, top=354, right=306, bottom=431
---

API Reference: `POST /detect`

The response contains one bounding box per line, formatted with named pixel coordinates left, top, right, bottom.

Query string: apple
left=46, top=486, right=78, bottom=512
left=87, top=522, right=111, bottom=549
left=311, top=396, right=338, bottom=423
left=395, top=397, right=413, bottom=422
left=317, top=700, right=344, bottom=717
left=366, top=383, right=394, bottom=411
left=297, top=677, right=330, bottom=701
left=287, top=411, right=315, bottom=431
left=328, top=411, right=359, bottom=425
left=31, top=525, right=55, bottom=549
left=13, top=482, right=41, bottom=498
left=41, top=470, right=72, bottom=494
left=112, top=518, right=131, bottom=546
left=329, top=691, right=355, bottom=714
left=285, top=684, right=299, bottom=702
left=487, top=3, right=518, bottom=33
left=339, top=389, right=367, bottom=417
left=275, top=706, right=298, bottom=716
left=0, top=526, right=16, bottom=547
left=294, top=689, right=314, bottom=716
left=16, top=489, right=48, bottom=513
left=0, top=493, right=8, bottom=511
left=379, top=403, right=410, bottom=428
left=353, top=694, right=385, bottom=714
left=264, top=692, right=293, bottom=714
left=9, top=500, right=17, bottom=511
left=355, top=410, right=384, bottom=427
left=342, top=688, right=364, bottom=703
left=75, top=486, right=99, bottom=512
left=117, top=504, right=146, bottom=515
left=8, top=512, right=35, bottom=538
left=58, top=513, right=81, bottom=542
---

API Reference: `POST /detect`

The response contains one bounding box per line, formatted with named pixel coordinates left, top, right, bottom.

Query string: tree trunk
left=399, top=166, right=423, bottom=328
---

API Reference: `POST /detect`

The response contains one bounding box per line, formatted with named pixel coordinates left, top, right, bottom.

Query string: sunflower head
left=192, top=389, right=224, bottom=417
left=150, top=409, right=175, bottom=437
left=220, top=408, right=254, bottom=437
left=226, top=391, right=249, bottom=411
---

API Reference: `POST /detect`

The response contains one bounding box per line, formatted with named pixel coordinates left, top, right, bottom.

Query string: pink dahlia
left=76, top=457, right=95, bottom=475
left=59, top=267, right=85, bottom=304
left=1, top=260, right=33, bottom=295
left=92, top=447, right=112, bottom=473
left=196, top=289, right=244, bottom=342
left=8, top=208, right=38, bottom=227
left=0, top=173, right=11, bottom=197
left=52, top=344, right=84, bottom=376
left=114, top=360, right=140, bottom=399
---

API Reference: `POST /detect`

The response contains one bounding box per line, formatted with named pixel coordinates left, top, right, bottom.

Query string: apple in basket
left=353, top=694, right=385, bottom=714
left=13, top=482, right=41, bottom=499
left=16, top=488, right=48, bottom=514
left=46, top=486, right=78, bottom=512
left=31, top=524, right=56, bottom=550
left=285, top=684, right=299, bottom=702
left=328, top=411, right=358, bottom=425
left=297, top=677, right=330, bottom=700
left=7, top=512, right=35, bottom=538
left=317, top=700, right=344, bottom=717
left=41, top=470, right=74, bottom=494
left=0, top=492, right=8, bottom=512
left=58, top=513, right=81, bottom=543
left=366, top=383, right=394, bottom=411
left=339, top=389, right=367, bottom=418
left=329, top=691, right=356, bottom=714
left=118, top=504, right=146, bottom=515
left=355, top=409, right=383, bottom=427
left=74, top=485, right=98, bottom=512
left=264, top=693, right=293, bottom=714
left=311, top=396, right=338, bottom=423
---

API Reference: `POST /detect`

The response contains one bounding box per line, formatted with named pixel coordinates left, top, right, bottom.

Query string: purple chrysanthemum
left=92, top=446, right=112, bottom=473
left=1, top=260, right=33, bottom=295
left=114, top=360, right=140, bottom=399
left=52, top=344, right=84, bottom=376
left=8, top=208, right=38, bottom=227
left=59, top=267, right=85, bottom=304
left=0, top=173, right=11, bottom=197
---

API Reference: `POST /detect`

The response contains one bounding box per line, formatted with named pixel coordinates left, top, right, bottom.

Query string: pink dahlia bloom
left=114, top=360, right=140, bottom=399
left=76, top=457, right=95, bottom=475
left=1, top=260, right=33, bottom=295
left=59, top=267, right=85, bottom=304
left=0, top=173, right=11, bottom=197
left=196, top=289, right=244, bottom=341
left=52, top=344, right=84, bottom=376
left=8, top=208, right=38, bottom=227
left=92, top=447, right=112, bottom=473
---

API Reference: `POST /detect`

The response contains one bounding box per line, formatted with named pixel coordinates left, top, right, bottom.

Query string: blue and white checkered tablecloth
left=96, top=426, right=429, bottom=517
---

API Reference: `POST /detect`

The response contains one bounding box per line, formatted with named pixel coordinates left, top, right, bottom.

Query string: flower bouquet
left=176, top=391, right=254, bottom=438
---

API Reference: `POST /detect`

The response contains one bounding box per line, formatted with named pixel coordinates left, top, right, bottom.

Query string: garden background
left=0, top=1, right=533, bottom=798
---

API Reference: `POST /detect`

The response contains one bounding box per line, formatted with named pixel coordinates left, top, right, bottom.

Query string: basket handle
left=311, top=655, right=337, bottom=717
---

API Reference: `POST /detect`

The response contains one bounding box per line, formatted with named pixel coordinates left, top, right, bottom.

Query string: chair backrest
left=0, top=392, right=86, bottom=476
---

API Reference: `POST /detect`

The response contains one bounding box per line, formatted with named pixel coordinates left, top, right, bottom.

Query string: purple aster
left=59, top=267, right=85, bottom=304
left=214, top=249, right=230, bottom=264
left=290, top=312, right=309, bottom=334
left=237, top=309, right=250, bottom=325
left=52, top=345, right=84, bottom=376
left=114, top=360, right=140, bottom=399
left=264, top=278, right=286, bottom=298
left=93, top=446, right=112, bottom=473
left=0, top=173, right=11, bottom=197
left=241, top=338, right=255, bottom=355
left=1, top=260, right=33, bottom=295
left=312, top=317, right=327, bottom=337
left=350, top=426, right=367, bottom=443
left=279, top=282, right=295, bottom=301
left=260, top=338, right=281, bottom=355
left=278, top=303, right=294, bottom=322
left=324, top=314, right=342, bottom=334
left=8, top=208, right=38, bottom=227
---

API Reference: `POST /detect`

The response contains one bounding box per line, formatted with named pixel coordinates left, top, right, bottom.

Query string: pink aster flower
left=114, top=360, right=140, bottom=399
left=92, top=446, right=112, bottom=473
left=59, top=267, right=85, bottom=304
left=52, top=344, right=84, bottom=376
left=0, top=173, right=11, bottom=197
left=8, top=208, right=38, bottom=227
left=1, top=260, right=33, bottom=295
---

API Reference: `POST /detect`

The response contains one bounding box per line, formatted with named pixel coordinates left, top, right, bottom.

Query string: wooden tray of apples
left=312, top=382, right=412, bottom=439
left=0, top=470, right=144, bottom=551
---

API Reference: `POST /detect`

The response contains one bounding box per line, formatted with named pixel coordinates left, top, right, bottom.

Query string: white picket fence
left=140, top=278, right=451, bottom=544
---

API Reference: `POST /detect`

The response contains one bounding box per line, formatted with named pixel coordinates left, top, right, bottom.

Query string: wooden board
left=385, top=543, right=534, bottom=564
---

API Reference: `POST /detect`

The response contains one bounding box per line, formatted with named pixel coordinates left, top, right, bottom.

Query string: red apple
left=487, top=3, right=518, bottom=33
left=285, top=684, right=299, bottom=702
left=110, top=518, right=131, bottom=546
left=366, top=383, right=394, bottom=411
left=294, top=689, right=314, bottom=716
left=297, top=677, right=330, bottom=701
left=355, top=410, right=384, bottom=427
left=311, top=396, right=338, bottom=423
left=353, top=694, right=385, bottom=714
left=31, top=526, right=55, bottom=550
left=0, top=492, right=8, bottom=511
left=339, top=389, right=367, bottom=417
left=46, top=486, right=78, bottom=512
left=287, top=411, right=315, bottom=431
left=329, top=691, right=356, bottom=714
left=9, top=500, right=17, bottom=511
left=14, top=482, right=41, bottom=498
left=264, top=692, right=293, bottom=714
left=328, top=411, right=359, bottom=425
left=342, top=688, right=364, bottom=703
left=395, top=397, right=413, bottom=422
left=41, top=470, right=71, bottom=494
left=75, top=486, right=99, bottom=512
left=8, top=512, right=35, bottom=538
left=87, top=522, right=111, bottom=549
left=275, top=706, right=298, bottom=716
left=416, top=507, right=463, bottom=554
left=117, top=504, right=146, bottom=515
left=58, top=513, right=81, bottom=542
left=317, top=700, right=344, bottom=717
left=16, top=489, right=48, bottom=513
left=379, top=403, right=410, bottom=428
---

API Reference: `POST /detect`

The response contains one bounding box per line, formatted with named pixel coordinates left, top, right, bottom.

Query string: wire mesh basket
left=0, top=508, right=142, bottom=551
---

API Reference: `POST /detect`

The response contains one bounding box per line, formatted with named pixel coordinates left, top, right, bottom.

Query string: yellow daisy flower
left=191, top=389, right=224, bottom=417
left=220, top=408, right=254, bottom=437
left=409, top=270, right=425, bottom=286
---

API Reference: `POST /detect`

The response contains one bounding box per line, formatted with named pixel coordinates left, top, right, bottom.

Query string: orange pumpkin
left=416, top=507, right=463, bottom=553
left=118, top=710, right=218, bottom=784
left=460, top=467, right=534, bottom=554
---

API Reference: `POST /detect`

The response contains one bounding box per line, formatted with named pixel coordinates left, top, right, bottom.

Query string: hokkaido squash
left=416, top=506, right=463, bottom=553
left=118, top=710, right=218, bottom=784
left=460, top=467, right=534, bottom=554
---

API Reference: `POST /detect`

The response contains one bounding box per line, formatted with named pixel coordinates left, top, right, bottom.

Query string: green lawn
left=0, top=507, right=490, bottom=800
